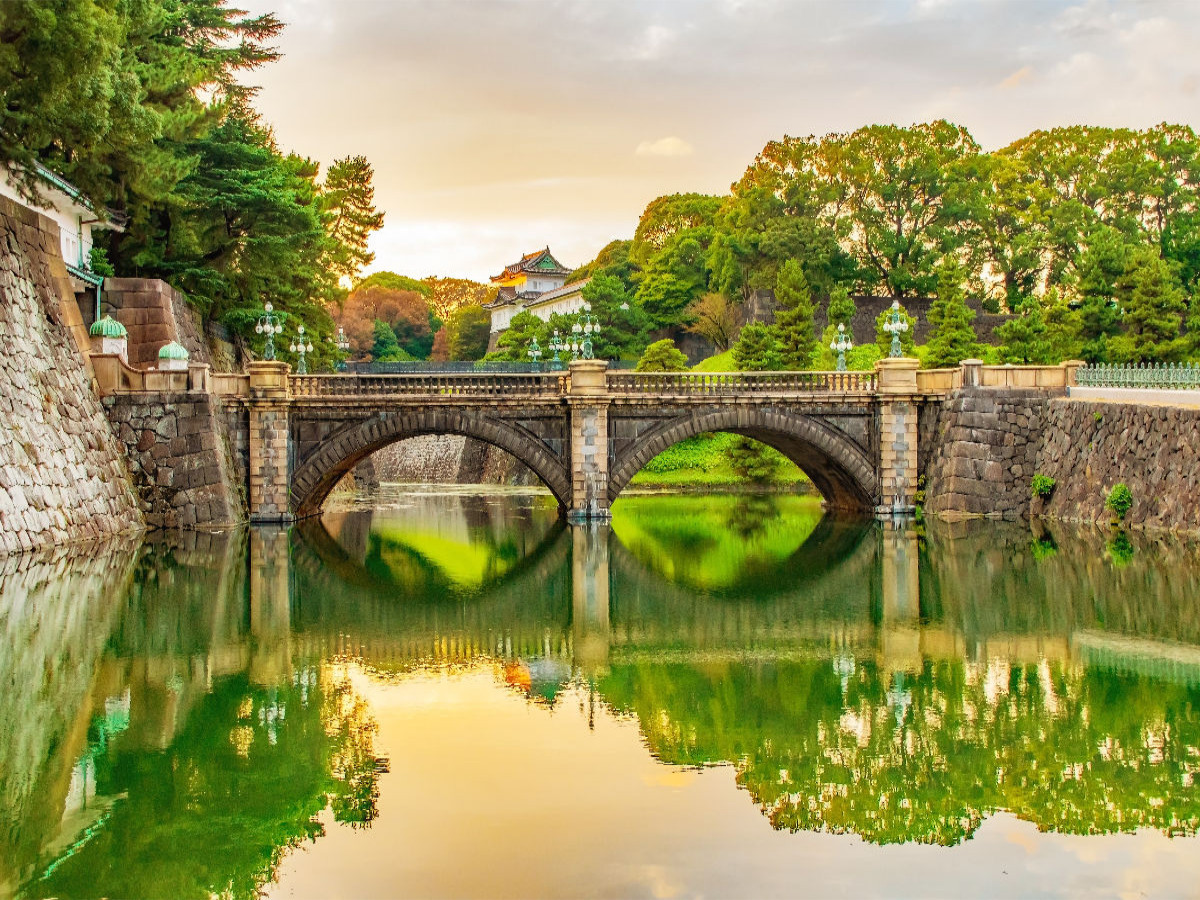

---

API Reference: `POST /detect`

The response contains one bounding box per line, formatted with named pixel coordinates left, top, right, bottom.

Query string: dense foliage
left=0, top=0, right=385, bottom=368
left=574, top=121, right=1200, bottom=368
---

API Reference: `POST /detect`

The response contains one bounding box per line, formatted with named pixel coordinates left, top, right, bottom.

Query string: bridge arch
left=608, top=407, right=879, bottom=511
left=291, top=408, right=571, bottom=518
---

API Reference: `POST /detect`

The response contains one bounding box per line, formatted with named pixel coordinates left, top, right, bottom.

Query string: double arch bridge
left=228, top=358, right=932, bottom=522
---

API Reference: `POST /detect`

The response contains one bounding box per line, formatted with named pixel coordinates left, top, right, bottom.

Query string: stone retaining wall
left=922, top=388, right=1055, bottom=520
left=368, top=434, right=537, bottom=487
left=1035, top=400, right=1200, bottom=531
left=101, top=277, right=211, bottom=368
left=102, top=393, right=245, bottom=527
left=0, top=196, right=142, bottom=555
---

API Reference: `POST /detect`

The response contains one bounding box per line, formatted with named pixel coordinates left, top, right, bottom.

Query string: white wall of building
left=0, top=168, right=97, bottom=269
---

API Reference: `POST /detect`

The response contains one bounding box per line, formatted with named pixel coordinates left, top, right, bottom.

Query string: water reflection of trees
left=5, top=531, right=387, bottom=900
left=596, top=656, right=1200, bottom=846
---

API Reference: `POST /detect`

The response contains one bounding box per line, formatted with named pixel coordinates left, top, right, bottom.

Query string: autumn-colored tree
left=686, top=293, right=739, bottom=351
left=339, top=286, right=433, bottom=359
left=423, top=277, right=493, bottom=321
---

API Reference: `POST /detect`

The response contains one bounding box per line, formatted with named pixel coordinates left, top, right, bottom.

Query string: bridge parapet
left=606, top=370, right=877, bottom=396
left=288, top=371, right=567, bottom=399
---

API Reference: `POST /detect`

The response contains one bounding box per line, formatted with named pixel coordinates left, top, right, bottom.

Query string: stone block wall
left=922, top=387, right=1055, bottom=520
left=102, top=277, right=211, bottom=368
left=1034, top=400, right=1200, bottom=531
left=102, top=392, right=245, bottom=528
left=366, top=434, right=537, bottom=487
left=0, top=196, right=142, bottom=555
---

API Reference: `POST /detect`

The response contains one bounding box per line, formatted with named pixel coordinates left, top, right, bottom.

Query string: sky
left=237, top=0, right=1200, bottom=283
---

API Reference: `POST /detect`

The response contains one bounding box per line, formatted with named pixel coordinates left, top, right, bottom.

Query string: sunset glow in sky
left=240, top=0, right=1200, bottom=282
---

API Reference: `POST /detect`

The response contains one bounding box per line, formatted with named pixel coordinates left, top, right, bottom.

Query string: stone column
left=875, top=357, right=921, bottom=517
left=248, top=361, right=293, bottom=523
left=571, top=522, right=611, bottom=675
left=249, top=525, right=292, bottom=686
left=566, top=359, right=611, bottom=521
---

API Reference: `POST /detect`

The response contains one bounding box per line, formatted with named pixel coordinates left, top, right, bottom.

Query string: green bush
left=1106, top=483, right=1134, bottom=519
left=1031, top=474, right=1056, bottom=499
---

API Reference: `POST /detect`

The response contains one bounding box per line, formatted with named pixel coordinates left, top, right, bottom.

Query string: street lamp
left=883, top=300, right=909, bottom=358
left=527, top=335, right=543, bottom=372
left=830, top=323, right=853, bottom=372
left=254, top=301, right=283, bottom=361
left=334, top=325, right=350, bottom=372
left=548, top=330, right=566, bottom=370
left=290, top=323, right=314, bottom=375
left=571, top=308, right=601, bottom=360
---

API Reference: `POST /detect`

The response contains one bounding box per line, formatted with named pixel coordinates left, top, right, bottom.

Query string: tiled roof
left=491, top=247, right=572, bottom=282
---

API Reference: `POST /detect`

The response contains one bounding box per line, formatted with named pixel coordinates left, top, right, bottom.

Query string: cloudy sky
left=238, top=0, right=1200, bottom=282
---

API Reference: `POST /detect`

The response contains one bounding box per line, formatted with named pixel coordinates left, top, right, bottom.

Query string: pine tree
left=320, top=156, right=386, bottom=284
left=583, top=274, right=650, bottom=360
left=732, top=323, right=782, bottom=371
left=997, top=295, right=1053, bottom=364
left=1117, top=249, right=1188, bottom=362
left=1043, top=288, right=1083, bottom=362
left=488, top=311, right=547, bottom=362
left=635, top=339, right=690, bottom=372
left=925, top=263, right=981, bottom=368
left=1075, top=227, right=1130, bottom=363
left=774, top=260, right=818, bottom=369
left=827, top=286, right=857, bottom=328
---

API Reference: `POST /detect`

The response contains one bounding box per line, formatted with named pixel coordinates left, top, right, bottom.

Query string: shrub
left=1031, top=474, right=1056, bottom=499
left=1106, top=483, right=1134, bottom=519
left=636, top=338, right=689, bottom=372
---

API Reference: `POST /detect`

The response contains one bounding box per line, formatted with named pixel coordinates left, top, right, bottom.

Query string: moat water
left=3, top=487, right=1200, bottom=899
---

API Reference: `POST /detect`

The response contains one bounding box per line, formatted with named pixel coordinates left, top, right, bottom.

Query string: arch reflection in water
left=5, top=496, right=1200, bottom=899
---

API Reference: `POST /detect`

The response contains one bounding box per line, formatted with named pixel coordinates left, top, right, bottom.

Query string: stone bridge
left=226, top=358, right=925, bottom=523
left=93, top=353, right=1084, bottom=526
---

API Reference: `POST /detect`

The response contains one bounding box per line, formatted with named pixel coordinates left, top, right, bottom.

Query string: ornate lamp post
left=290, top=323, right=314, bottom=375
left=548, top=329, right=566, bottom=371
left=830, top=323, right=853, bottom=372
left=526, top=335, right=543, bottom=372
left=883, top=300, right=909, bottom=358
left=254, top=301, right=283, bottom=361
left=334, top=325, right=350, bottom=372
left=571, top=309, right=601, bottom=360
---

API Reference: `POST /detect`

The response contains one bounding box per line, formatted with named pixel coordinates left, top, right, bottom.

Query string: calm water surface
left=3, top=487, right=1200, bottom=899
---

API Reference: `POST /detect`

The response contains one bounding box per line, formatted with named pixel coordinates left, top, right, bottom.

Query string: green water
left=3, top=488, right=1200, bottom=898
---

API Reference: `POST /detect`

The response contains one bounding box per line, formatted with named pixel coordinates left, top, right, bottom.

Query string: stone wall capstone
left=0, top=196, right=143, bottom=555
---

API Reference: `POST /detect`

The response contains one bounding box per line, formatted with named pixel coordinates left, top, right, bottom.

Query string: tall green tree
left=320, top=155, right=385, bottom=285
left=924, top=263, right=980, bottom=368
left=997, top=295, right=1053, bottom=364
left=773, top=260, right=818, bottom=369
left=445, top=305, right=490, bottom=361
left=1075, top=226, right=1131, bottom=362
left=1114, top=249, right=1188, bottom=362
left=582, top=274, right=650, bottom=360
left=371, top=319, right=410, bottom=362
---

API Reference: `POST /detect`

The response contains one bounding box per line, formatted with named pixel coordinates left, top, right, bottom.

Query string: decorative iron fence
left=1075, top=362, right=1200, bottom=390
left=289, top=372, right=567, bottom=398
left=606, top=370, right=878, bottom=394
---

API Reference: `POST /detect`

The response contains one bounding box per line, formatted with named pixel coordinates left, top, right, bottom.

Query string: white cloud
left=635, top=137, right=695, bottom=158
left=998, top=66, right=1034, bottom=90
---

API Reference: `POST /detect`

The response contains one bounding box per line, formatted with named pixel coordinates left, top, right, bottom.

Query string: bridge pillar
left=571, top=522, right=611, bottom=674
left=247, top=361, right=294, bottom=523
left=566, top=360, right=611, bottom=522
left=875, top=357, right=921, bottom=517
